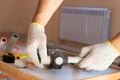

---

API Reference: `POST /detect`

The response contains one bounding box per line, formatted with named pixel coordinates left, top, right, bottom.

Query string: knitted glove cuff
left=31, top=22, right=44, bottom=27
left=107, top=40, right=120, bottom=55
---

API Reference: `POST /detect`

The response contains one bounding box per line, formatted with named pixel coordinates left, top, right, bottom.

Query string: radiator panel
left=60, top=7, right=110, bottom=44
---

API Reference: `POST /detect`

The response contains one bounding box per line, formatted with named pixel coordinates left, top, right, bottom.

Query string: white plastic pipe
left=0, top=37, right=7, bottom=48
left=5, top=33, right=19, bottom=53
left=40, top=56, right=51, bottom=65
left=68, top=57, right=82, bottom=63
left=40, top=56, right=82, bottom=65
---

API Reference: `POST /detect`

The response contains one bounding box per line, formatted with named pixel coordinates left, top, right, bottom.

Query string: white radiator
left=59, top=7, right=110, bottom=44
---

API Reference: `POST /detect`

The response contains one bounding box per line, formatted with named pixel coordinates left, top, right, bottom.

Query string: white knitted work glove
left=26, top=23, right=47, bottom=68
left=79, top=41, right=120, bottom=71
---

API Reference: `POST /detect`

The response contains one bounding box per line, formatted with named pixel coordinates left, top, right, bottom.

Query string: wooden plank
left=0, top=61, right=42, bottom=80
left=84, top=72, right=120, bottom=80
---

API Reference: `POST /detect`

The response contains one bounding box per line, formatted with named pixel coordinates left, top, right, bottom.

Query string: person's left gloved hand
left=26, top=23, right=47, bottom=68
left=79, top=41, right=120, bottom=71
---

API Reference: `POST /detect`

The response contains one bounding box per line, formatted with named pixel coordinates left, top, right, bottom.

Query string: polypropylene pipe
left=5, top=33, right=19, bottom=53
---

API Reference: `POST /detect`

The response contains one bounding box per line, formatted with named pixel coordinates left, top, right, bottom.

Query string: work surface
left=0, top=42, right=120, bottom=80
left=19, top=64, right=119, bottom=80
left=0, top=59, right=120, bottom=80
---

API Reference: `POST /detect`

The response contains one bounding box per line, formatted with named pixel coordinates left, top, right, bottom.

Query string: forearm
left=32, top=0, right=63, bottom=27
left=110, top=32, right=120, bottom=52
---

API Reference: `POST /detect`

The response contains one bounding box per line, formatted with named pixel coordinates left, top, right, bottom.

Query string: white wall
left=0, top=0, right=38, bottom=35
left=0, top=0, right=120, bottom=43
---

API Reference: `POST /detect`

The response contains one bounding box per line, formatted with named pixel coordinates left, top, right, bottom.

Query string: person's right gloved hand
left=26, top=23, right=47, bottom=68
left=79, top=41, right=120, bottom=71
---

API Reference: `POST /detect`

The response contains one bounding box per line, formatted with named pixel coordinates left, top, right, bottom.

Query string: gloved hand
left=79, top=41, right=120, bottom=71
left=26, top=23, right=47, bottom=68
